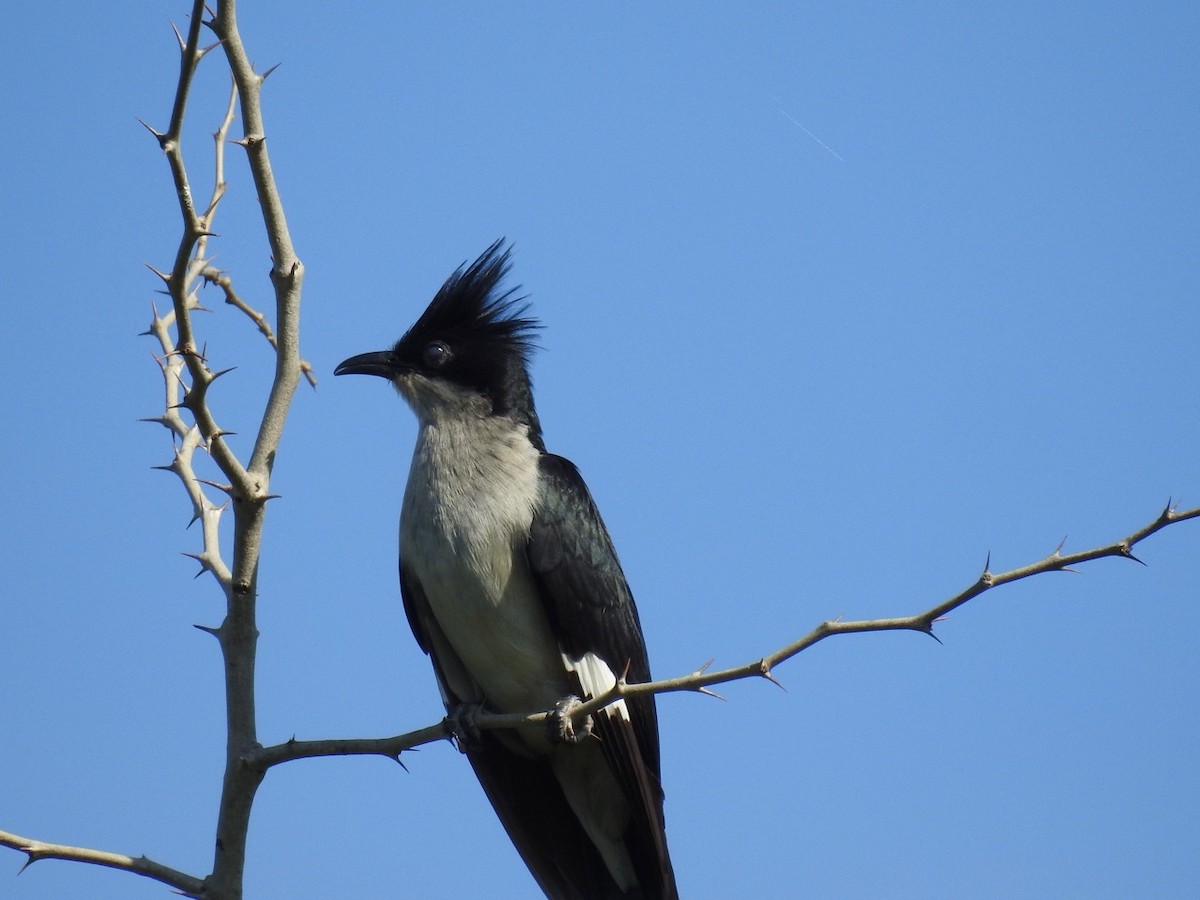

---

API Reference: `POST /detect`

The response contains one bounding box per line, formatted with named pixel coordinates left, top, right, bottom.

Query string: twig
left=0, top=829, right=205, bottom=898
left=200, top=264, right=318, bottom=387
left=141, top=11, right=240, bottom=600
left=207, top=4, right=305, bottom=487
left=546, top=500, right=1200, bottom=727
left=250, top=723, right=452, bottom=769
left=233, top=503, right=1200, bottom=769
left=198, top=77, right=316, bottom=388
left=253, top=502, right=1199, bottom=757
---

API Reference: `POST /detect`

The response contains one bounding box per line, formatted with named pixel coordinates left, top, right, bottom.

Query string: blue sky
left=1, top=3, right=1197, bottom=898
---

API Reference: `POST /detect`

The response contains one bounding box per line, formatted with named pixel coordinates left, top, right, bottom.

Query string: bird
left=335, top=240, right=677, bottom=899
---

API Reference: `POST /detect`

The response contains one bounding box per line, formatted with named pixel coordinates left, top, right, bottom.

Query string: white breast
left=400, top=413, right=567, bottom=716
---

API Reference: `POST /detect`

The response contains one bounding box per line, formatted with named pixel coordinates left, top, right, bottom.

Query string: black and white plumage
left=335, top=241, right=677, bottom=899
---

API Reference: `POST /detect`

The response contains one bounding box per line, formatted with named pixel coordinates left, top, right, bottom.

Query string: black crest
left=394, top=239, right=544, bottom=445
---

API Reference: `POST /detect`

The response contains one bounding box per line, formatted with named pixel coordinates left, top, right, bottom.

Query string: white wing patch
left=563, top=651, right=631, bottom=722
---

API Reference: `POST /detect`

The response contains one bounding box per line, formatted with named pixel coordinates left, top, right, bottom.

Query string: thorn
left=196, top=478, right=234, bottom=495
left=136, top=117, right=166, bottom=146
left=693, top=658, right=715, bottom=676
left=261, top=62, right=282, bottom=81
left=924, top=629, right=944, bottom=645
left=193, top=623, right=221, bottom=638
left=697, top=686, right=726, bottom=701
left=978, top=550, right=995, bottom=586
left=760, top=669, right=787, bottom=692
left=151, top=462, right=178, bottom=473
left=1161, top=497, right=1176, bottom=521
left=144, top=262, right=172, bottom=284
left=1120, top=544, right=1147, bottom=566
left=182, top=552, right=210, bottom=577
left=170, top=20, right=185, bottom=52
left=1053, top=535, right=1068, bottom=557
left=395, top=756, right=409, bottom=773
left=210, top=366, right=238, bottom=381
left=206, top=430, right=238, bottom=449
left=18, top=853, right=36, bottom=876
left=755, top=658, right=786, bottom=691
left=1060, top=565, right=1080, bottom=574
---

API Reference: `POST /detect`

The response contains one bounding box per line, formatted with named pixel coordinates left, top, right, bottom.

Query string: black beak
left=334, top=350, right=402, bottom=379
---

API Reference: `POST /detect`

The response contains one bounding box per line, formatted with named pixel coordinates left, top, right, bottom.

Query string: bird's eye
left=422, top=340, right=451, bottom=368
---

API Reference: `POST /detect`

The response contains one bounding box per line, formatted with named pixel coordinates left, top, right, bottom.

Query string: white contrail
left=777, top=105, right=845, bottom=162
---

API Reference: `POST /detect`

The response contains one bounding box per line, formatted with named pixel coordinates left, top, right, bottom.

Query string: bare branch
left=0, top=829, right=205, bottom=898
left=474, top=503, right=1200, bottom=733
left=249, top=723, right=452, bottom=769
left=200, top=264, right=318, bottom=387
left=161, top=5, right=309, bottom=898
left=229, top=504, right=1200, bottom=771
left=146, top=2, right=252, bottom=499
left=140, top=5, right=292, bottom=898
left=141, top=10, right=241, bottom=601
left=150, top=419, right=234, bottom=592
left=207, top=1, right=305, bottom=486
left=200, top=80, right=237, bottom=226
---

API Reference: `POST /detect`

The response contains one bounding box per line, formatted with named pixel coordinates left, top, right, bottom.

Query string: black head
left=335, top=239, right=544, bottom=447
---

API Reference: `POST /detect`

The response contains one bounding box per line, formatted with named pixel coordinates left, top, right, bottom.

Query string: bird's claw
left=445, top=701, right=486, bottom=752
left=549, top=695, right=593, bottom=745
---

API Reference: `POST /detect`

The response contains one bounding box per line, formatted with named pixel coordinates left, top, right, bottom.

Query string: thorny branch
left=142, top=76, right=239, bottom=595
left=201, top=264, right=319, bottom=387
left=0, top=829, right=206, bottom=898
left=2, top=2, right=306, bottom=897
left=13, top=468, right=1191, bottom=900
left=246, top=501, right=1200, bottom=763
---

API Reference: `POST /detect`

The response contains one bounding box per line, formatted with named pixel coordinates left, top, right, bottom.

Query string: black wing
left=402, top=554, right=658, bottom=899
left=527, top=453, right=676, bottom=899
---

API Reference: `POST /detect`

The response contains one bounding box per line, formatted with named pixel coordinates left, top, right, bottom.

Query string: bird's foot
left=549, top=695, right=594, bottom=745
left=444, top=701, right=486, bottom=753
